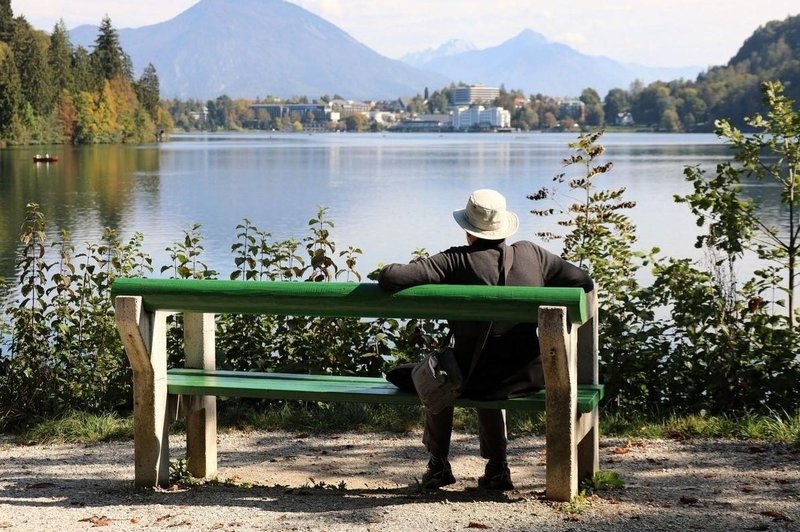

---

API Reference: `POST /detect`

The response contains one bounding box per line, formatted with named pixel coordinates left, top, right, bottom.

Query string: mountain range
left=69, top=0, right=702, bottom=100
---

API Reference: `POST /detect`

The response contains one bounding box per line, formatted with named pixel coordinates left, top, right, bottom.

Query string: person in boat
left=378, top=189, right=593, bottom=490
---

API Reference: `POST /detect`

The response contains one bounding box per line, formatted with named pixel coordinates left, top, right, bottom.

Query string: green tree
left=91, top=16, right=125, bottom=80
left=345, top=113, right=368, bottom=132
left=48, top=20, right=74, bottom=95
left=0, top=0, right=12, bottom=43
left=0, top=50, right=21, bottom=135
left=135, top=62, right=160, bottom=118
left=71, top=46, right=97, bottom=93
left=679, top=81, right=800, bottom=327
left=603, top=88, right=630, bottom=125
left=11, top=17, right=52, bottom=115
left=580, top=87, right=604, bottom=126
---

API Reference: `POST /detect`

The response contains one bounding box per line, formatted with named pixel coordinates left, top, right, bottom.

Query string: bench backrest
left=111, top=279, right=588, bottom=324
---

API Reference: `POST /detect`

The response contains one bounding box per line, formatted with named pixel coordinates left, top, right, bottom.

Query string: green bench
left=112, top=279, right=602, bottom=502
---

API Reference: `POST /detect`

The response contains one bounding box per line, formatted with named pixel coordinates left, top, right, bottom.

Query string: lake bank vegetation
left=0, top=4, right=172, bottom=146
left=1, top=83, right=798, bottom=443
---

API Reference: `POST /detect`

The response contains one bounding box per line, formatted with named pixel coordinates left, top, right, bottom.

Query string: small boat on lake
left=33, top=154, right=59, bottom=163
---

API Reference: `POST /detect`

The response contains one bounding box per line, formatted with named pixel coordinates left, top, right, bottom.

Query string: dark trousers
left=422, top=407, right=507, bottom=462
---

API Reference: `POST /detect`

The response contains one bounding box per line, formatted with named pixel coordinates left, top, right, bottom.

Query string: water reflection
left=1, top=132, right=781, bottom=286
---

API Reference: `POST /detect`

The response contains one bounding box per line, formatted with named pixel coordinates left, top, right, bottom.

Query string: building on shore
left=452, top=84, right=501, bottom=106
left=451, top=106, right=511, bottom=131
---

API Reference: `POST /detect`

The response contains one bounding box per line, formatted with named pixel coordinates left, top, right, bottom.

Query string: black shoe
left=420, top=457, right=456, bottom=489
left=478, top=461, right=514, bottom=491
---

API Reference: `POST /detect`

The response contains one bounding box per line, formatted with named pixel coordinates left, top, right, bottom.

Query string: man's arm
left=535, top=244, right=594, bottom=292
left=377, top=251, right=457, bottom=291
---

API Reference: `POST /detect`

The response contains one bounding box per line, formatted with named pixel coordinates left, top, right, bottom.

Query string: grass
left=4, top=403, right=800, bottom=446
left=13, top=411, right=133, bottom=444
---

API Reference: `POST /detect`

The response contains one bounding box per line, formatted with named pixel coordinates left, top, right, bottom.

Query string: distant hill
left=69, top=0, right=447, bottom=100
left=698, top=14, right=800, bottom=122
left=405, top=29, right=702, bottom=97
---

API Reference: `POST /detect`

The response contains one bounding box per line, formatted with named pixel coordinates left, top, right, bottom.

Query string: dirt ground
left=1, top=430, right=798, bottom=531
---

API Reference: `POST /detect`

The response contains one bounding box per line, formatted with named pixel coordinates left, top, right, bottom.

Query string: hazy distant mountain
left=401, top=39, right=477, bottom=68
left=69, top=0, right=447, bottom=100
left=406, top=29, right=702, bottom=96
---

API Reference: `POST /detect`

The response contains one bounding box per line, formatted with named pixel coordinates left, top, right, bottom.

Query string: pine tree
left=48, top=20, right=73, bottom=94
left=72, top=45, right=98, bottom=93
left=11, top=16, right=52, bottom=115
left=91, top=16, right=125, bottom=80
left=135, top=63, right=160, bottom=118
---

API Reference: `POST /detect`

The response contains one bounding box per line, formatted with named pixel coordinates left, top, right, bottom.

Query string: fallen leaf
left=130, top=517, right=139, bottom=524
left=156, top=515, right=173, bottom=522
left=79, top=515, right=111, bottom=527
left=610, top=439, right=633, bottom=455
left=467, top=523, right=491, bottom=529
left=0, top=523, right=12, bottom=529
left=679, top=496, right=698, bottom=504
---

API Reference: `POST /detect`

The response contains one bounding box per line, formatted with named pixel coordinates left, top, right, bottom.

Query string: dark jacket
left=378, top=239, right=593, bottom=399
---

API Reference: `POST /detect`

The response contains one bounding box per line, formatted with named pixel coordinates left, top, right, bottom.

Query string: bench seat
left=167, top=368, right=605, bottom=413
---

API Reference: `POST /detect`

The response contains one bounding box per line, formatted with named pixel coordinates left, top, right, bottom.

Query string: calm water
left=0, top=131, right=769, bottom=283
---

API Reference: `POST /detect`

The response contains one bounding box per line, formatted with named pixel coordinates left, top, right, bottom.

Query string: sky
left=10, top=0, right=799, bottom=68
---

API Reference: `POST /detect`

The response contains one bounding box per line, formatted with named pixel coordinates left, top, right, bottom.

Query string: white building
left=452, top=106, right=511, bottom=130
left=452, top=84, right=500, bottom=106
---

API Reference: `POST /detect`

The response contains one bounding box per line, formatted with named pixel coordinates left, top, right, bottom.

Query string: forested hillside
left=695, top=14, right=800, bottom=126
left=598, top=13, right=800, bottom=131
left=0, top=1, right=171, bottom=145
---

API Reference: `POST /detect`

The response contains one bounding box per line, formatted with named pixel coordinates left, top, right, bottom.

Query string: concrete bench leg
left=184, top=312, right=217, bottom=479
left=115, top=296, right=170, bottom=487
left=539, top=305, right=578, bottom=502
left=576, top=291, right=600, bottom=484
left=578, top=408, right=600, bottom=482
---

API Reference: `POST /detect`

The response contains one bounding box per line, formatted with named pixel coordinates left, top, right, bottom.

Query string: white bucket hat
left=453, top=189, right=519, bottom=240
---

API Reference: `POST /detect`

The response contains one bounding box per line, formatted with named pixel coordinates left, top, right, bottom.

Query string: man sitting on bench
left=379, top=189, right=593, bottom=491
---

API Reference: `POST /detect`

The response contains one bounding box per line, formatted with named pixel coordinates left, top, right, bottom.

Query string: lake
left=0, top=131, right=759, bottom=284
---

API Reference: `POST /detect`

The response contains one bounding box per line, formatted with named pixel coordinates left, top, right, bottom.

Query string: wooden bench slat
left=167, top=369, right=604, bottom=414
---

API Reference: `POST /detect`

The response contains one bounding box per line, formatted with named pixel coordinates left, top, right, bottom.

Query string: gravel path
left=1, top=430, right=798, bottom=531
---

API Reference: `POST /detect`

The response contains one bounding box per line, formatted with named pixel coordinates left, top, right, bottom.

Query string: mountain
left=69, top=0, right=447, bottom=100
left=405, top=29, right=702, bottom=96
left=401, top=39, right=477, bottom=68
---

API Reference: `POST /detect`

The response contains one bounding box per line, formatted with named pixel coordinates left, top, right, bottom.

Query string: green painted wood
left=166, top=369, right=604, bottom=414
left=112, top=279, right=588, bottom=323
